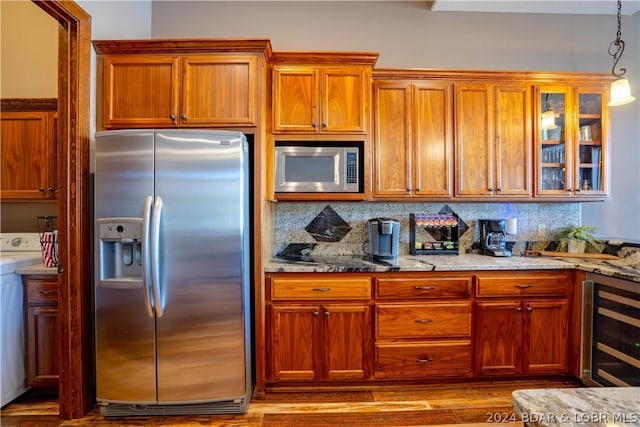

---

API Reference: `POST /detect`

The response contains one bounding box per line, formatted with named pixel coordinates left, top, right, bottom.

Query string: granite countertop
left=264, top=253, right=640, bottom=282
left=512, top=387, right=640, bottom=426
left=14, top=261, right=57, bottom=275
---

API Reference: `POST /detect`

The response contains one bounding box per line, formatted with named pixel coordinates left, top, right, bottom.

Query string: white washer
left=0, top=233, right=43, bottom=407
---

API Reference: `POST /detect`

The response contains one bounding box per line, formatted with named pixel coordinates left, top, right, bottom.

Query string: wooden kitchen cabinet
left=267, top=275, right=373, bottom=382
left=372, top=80, right=454, bottom=198
left=534, top=84, right=609, bottom=198
left=93, top=39, right=271, bottom=130
left=455, top=83, right=532, bottom=198
left=474, top=271, right=570, bottom=376
left=272, top=65, right=370, bottom=134
left=23, top=275, right=59, bottom=388
left=374, top=273, right=473, bottom=379
left=1, top=99, right=57, bottom=201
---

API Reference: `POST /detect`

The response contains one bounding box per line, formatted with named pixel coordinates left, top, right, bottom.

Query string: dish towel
left=41, top=230, right=58, bottom=268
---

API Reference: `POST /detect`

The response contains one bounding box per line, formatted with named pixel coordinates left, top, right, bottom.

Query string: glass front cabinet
left=535, top=84, right=609, bottom=198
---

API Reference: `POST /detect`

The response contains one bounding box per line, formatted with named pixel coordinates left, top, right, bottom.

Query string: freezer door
left=154, top=130, right=249, bottom=403
left=94, top=130, right=157, bottom=404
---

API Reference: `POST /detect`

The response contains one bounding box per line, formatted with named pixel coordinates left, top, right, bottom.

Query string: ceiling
left=427, top=1, right=640, bottom=16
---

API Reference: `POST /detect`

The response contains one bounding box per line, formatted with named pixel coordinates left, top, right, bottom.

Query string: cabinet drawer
left=376, top=302, right=471, bottom=339
left=476, top=272, right=570, bottom=297
left=376, top=277, right=471, bottom=299
left=271, top=277, right=371, bottom=300
left=375, top=340, right=471, bottom=378
left=26, top=279, right=58, bottom=304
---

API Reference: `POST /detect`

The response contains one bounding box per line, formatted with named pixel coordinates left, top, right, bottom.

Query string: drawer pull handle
left=311, top=287, right=332, bottom=292
left=415, top=286, right=436, bottom=290
left=40, top=290, right=57, bottom=296
left=414, top=358, right=433, bottom=363
left=514, top=284, right=533, bottom=289
left=414, top=319, right=433, bottom=323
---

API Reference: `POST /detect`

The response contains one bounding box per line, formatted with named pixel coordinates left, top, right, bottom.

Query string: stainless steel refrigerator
left=93, top=129, right=252, bottom=416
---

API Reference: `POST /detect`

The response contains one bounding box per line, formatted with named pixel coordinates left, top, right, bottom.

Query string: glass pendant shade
left=608, top=77, right=636, bottom=106
left=540, top=109, right=557, bottom=130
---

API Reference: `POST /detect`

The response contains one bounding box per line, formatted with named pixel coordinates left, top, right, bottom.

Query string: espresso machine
left=368, top=217, right=400, bottom=259
left=478, top=219, right=511, bottom=257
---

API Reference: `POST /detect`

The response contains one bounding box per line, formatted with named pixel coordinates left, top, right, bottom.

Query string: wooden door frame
left=32, top=0, right=92, bottom=419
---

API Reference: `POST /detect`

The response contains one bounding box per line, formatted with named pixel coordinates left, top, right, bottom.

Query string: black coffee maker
left=478, top=219, right=511, bottom=257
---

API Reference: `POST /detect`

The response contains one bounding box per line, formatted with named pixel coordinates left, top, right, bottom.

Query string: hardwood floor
left=1, top=378, right=582, bottom=426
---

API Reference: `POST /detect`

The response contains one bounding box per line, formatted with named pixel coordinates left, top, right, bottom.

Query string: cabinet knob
left=313, top=311, right=319, bottom=317
left=488, top=187, right=494, bottom=192
left=526, top=305, right=532, bottom=312
left=415, top=188, right=421, bottom=192
left=312, top=122, right=318, bottom=128
left=516, top=307, right=523, bottom=312
left=48, top=187, right=55, bottom=193
left=496, top=187, right=503, bottom=192
left=406, top=188, right=411, bottom=192
left=322, top=122, right=327, bottom=128
left=567, top=188, right=573, bottom=192
left=39, top=187, right=45, bottom=192
left=169, top=114, right=176, bottom=121
left=324, top=311, right=330, bottom=317
left=181, top=114, right=187, bottom=120
left=576, top=188, right=582, bottom=192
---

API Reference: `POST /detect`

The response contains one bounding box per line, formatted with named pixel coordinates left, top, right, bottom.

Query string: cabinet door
left=181, top=56, right=257, bottom=126
left=474, top=300, right=521, bottom=376
left=523, top=299, right=568, bottom=374
left=269, top=304, right=320, bottom=381
left=323, top=304, right=371, bottom=380
left=321, top=66, right=367, bottom=133
left=102, top=55, right=180, bottom=128
left=272, top=66, right=318, bottom=133
left=1, top=111, right=55, bottom=200
left=535, top=86, right=573, bottom=197
left=373, top=82, right=412, bottom=197
left=574, top=85, right=608, bottom=197
left=26, top=306, right=59, bottom=388
left=455, top=83, right=493, bottom=197
left=494, top=85, right=532, bottom=196
left=414, top=82, right=454, bottom=197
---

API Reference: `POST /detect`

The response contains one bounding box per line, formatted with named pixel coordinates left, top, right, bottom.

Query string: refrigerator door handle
left=151, top=195, right=164, bottom=317
left=141, top=195, right=154, bottom=317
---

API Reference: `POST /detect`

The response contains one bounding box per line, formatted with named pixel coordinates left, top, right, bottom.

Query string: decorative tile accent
left=305, top=205, right=352, bottom=242
left=277, top=243, right=317, bottom=260
left=423, top=204, right=469, bottom=242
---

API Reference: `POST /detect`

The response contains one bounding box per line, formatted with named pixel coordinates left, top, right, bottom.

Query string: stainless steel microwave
left=274, top=145, right=360, bottom=192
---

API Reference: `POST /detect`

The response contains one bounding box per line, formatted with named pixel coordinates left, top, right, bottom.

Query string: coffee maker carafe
left=368, top=217, right=400, bottom=259
left=478, top=219, right=511, bottom=257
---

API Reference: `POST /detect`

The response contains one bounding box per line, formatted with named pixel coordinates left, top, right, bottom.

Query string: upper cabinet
left=535, top=83, right=610, bottom=198
left=270, top=52, right=378, bottom=135
left=1, top=99, right=57, bottom=201
left=93, top=39, right=272, bottom=130
left=372, top=78, right=453, bottom=198
left=455, top=83, right=532, bottom=198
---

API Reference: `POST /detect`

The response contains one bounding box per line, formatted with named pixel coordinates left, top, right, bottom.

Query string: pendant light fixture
left=607, top=0, right=636, bottom=107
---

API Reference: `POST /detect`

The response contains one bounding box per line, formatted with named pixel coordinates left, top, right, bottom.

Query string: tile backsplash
left=274, top=202, right=580, bottom=256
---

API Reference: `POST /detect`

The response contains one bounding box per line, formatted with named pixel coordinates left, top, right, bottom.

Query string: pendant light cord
left=608, top=0, right=627, bottom=78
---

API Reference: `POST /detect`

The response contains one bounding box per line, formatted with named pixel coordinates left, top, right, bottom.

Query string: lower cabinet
left=264, top=270, right=574, bottom=388
left=474, top=271, right=571, bottom=376
left=267, top=275, right=373, bottom=382
left=22, top=275, right=59, bottom=388
left=374, top=273, right=473, bottom=379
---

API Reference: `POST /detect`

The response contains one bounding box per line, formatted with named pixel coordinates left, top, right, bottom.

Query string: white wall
left=147, top=1, right=640, bottom=241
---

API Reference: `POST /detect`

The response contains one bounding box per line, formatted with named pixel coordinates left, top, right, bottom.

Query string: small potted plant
left=553, top=225, right=601, bottom=253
